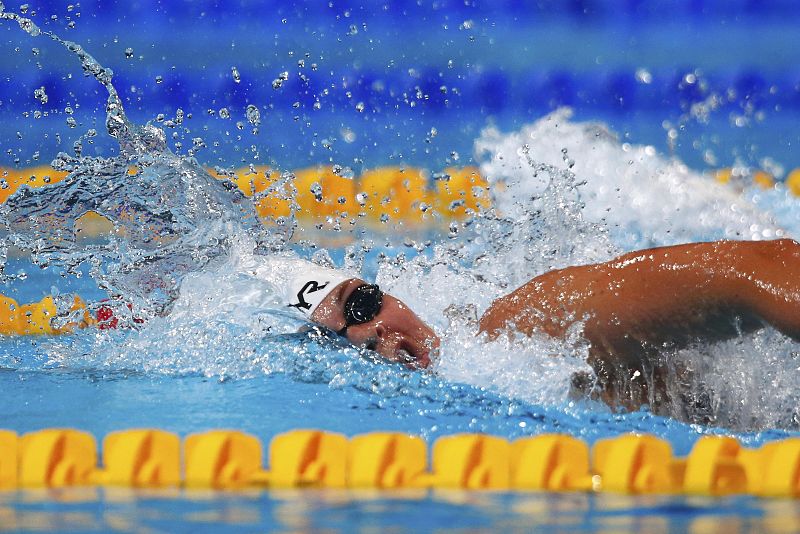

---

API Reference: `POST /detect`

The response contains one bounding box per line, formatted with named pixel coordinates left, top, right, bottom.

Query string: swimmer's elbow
left=478, top=300, right=510, bottom=340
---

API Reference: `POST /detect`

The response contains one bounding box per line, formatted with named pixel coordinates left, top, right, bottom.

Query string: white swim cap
left=250, top=256, right=354, bottom=319
left=284, top=261, right=352, bottom=318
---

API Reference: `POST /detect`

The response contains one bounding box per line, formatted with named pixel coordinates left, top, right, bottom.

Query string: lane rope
left=1, top=428, right=797, bottom=496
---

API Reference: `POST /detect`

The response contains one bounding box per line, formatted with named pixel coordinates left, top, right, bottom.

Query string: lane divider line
left=1, top=429, right=799, bottom=497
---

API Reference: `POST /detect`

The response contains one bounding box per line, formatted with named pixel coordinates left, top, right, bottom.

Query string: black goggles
left=338, top=283, right=383, bottom=335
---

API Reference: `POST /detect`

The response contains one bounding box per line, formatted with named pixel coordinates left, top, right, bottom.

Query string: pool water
left=2, top=0, right=800, bottom=531
left=3, top=490, right=799, bottom=532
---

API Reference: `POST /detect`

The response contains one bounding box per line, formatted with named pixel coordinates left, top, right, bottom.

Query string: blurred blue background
left=1, top=0, right=799, bottom=174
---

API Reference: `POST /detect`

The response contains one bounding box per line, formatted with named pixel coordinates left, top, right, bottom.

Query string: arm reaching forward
left=478, top=239, right=800, bottom=408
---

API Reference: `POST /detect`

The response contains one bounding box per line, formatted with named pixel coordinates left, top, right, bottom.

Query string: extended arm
left=478, top=239, right=800, bottom=410
left=479, top=239, right=800, bottom=357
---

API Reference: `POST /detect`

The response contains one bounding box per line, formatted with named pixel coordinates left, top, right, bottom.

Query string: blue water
left=3, top=1, right=800, bottom=171
left=3, top=1, right=800, bottom=531
left=1, top=490, right=794, bottom=532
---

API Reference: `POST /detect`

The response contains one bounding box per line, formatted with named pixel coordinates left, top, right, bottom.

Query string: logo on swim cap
left=284, top=262, right=351, bottom=318
left=289, top=280, right=330, bottom=311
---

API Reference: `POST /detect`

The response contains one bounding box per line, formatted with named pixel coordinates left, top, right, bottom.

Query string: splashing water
left=2, top=4, right=800, bottom=433
left=0, top=2, right=271, bottom=318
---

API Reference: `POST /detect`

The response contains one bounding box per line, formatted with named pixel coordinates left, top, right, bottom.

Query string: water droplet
left=355, top=102, right=365, bottom=112
left=155, top=75, right=163, bottom=84
left=66, top=116, right=77, bottom=128
left=272, top=71, right=289, bottom=90
left=231, top=66, right=241, bottom=84
left=218, top=107, right=230, bottom=119
left=635, top=68, right=652, bottom=84
left=341, top=127, right=356, bottom=143
left=33, top=85, right=47, bottom=104
left=124, top=47, right=133, bottom=59
left=245, top=104, right=260, bottom=127
left=310, top=182, right=323, bottom=202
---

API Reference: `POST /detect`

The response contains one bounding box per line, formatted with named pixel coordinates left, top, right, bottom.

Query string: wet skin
left=316, top=239, right=800, bottom=413
left=312, top=278, right=440, bottom=369
left=479, top=239, right=800, bottom=411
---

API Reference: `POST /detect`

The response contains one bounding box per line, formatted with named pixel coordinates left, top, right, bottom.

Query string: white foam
left=476, top=108, right=786, bottom=246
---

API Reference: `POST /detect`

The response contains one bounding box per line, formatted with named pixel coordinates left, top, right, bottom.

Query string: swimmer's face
left=311, top=279, right=440, bottom=369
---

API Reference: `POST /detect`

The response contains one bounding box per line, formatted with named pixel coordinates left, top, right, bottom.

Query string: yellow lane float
left=221, top=165, right=293, bottom=221
left=1, top=164, right=492, bottom=230
left=0, top=165, right=68, bottom=204
left=0, top=294, right=91, bottom=336
left=8, top=163, right=800, bottom=235
left=786, top=168, right=800, bottom=197
left=433, top=166, right=491, bottom=219
left=293, top=165, right=359, bottom=225
left=3, top=428, right=800, bottom=497
left=359, top=167, right=433, bottom=226
left=714, top=167, right=775, bottom=190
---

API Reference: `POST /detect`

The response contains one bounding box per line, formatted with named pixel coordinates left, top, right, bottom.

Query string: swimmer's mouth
left=395, top=342, right=432, bottom=369
left=395, top=348, right=415, bottom=365
left=361, top=340, right=432, bottom=369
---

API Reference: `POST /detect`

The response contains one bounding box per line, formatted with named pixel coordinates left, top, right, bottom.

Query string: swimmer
left=302, top=239, right=800, bottom=411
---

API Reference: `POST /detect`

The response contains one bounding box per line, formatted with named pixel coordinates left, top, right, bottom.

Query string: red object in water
left=96, top=301, right=144, bottom=329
